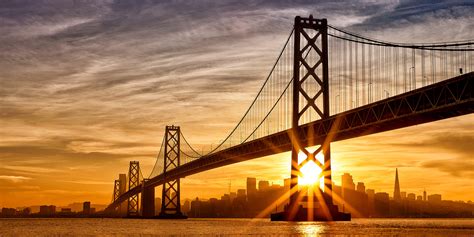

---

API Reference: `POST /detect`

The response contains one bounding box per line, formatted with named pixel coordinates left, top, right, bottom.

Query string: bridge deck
left=107, top=72, right=473, bottom=211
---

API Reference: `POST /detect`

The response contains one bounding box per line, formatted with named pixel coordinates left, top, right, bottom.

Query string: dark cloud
left=353, top=0, right=474, bottom=29
left=422, top=158, right=474, bottom=178
left=347, top=0, right=474, bottom=42
left=0, top=140, right=155, bottom=168
left=371, top=132, right=474, bottom=178
left=419, top=133, right=474, bottom=177
left=388, top=133, right=474, bottom=158
left=429, top=133, right=474, bottom=154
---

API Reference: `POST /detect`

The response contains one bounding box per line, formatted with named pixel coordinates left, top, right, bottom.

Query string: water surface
left=1, top=218, right=473, bottom=236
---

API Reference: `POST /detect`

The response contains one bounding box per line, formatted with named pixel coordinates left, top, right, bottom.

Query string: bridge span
left=106, top=16, right=473, bottom=220
left=106, top=72, right=473, bottom=212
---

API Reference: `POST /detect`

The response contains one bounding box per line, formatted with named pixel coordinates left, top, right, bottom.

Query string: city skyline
left=2, top=168, right=469, bottom=212
left=181, top=171, right=473, bottom=219
left=185, top=169, right=459, bottom=203
left=5, top=169, right=472, bottom=219
left=188, top=170, right=454, bottom=204
left=1, top=0, right=473, bottom=209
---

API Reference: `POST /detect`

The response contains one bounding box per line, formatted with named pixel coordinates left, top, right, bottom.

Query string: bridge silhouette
left=105, top=16, right=474, bottom=221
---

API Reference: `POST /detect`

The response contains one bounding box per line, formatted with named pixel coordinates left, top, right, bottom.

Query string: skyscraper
left=356, top=182, right=365, bottom=193
left=393, top=168, right=401, bottom=201
left=83, top=201, right=91, bottom=214
left=119, top=174, right=127, bottom=194
left=258, top=180, right=270, bottom=191
left=341, top=173, right=355, bottom=190
left=119, top=173, right=127, bottom=214
left=341, top=173, right=355, bottom=199
left=247, top=177, right=256, bottom=196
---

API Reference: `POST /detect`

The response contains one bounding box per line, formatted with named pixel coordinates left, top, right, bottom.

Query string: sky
left=0, top=0, right=473, bottom=208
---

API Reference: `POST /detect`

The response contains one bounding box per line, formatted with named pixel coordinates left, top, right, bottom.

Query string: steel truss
left=113, top=179, right=121, bottom=202
left=290, top=16, right=333, bottom=206
left=159, top=126, right=185, bottom=218
left=127, top=161, right=140, bottom=217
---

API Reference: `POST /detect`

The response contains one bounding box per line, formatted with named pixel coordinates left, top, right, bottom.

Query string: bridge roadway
left=106, top=72, right=473, bottom=211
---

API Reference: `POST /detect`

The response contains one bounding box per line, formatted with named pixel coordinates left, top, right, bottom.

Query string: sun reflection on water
left=295, top=223, right=325, bottom=236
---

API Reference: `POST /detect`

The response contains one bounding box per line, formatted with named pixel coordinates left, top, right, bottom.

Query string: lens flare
left=298, top=148, right=325, bottom=190
left=298, top=160, right=322, bottom=186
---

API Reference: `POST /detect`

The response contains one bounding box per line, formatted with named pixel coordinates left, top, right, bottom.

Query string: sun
left=298, top=148, right=325, bottom=190
left=299, top=160, right=321, bottom=185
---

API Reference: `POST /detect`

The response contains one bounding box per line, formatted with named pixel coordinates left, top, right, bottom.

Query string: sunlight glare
left=316, top=152, right=324, bottom=164
left=299, top=160, right=322, bottom=186
left=297, top=147, right=325, bottom=190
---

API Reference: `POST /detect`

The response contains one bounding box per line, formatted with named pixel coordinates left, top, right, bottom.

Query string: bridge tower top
left=166, top=125, right=180, bottom=130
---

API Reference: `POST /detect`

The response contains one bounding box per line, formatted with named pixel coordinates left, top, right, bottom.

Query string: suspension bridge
left=104, top=16, right=474, bottom=221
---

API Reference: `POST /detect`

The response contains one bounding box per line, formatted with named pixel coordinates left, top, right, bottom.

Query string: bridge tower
left=158, top=125, right=187, bottom=219
left=113, top=179, right=121, bottom=202
left=127, top=161, right=140, bottom=217
left=105, top=179, right=121, bottom=217
left=272, top=16, right=350, bottom=221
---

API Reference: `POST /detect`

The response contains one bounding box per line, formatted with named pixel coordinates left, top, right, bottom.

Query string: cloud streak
left=0, top=175, right=31, bottom=183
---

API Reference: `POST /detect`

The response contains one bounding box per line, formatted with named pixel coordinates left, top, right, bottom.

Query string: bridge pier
left=141, top=179, right=155, bottom=218
left=271, top=15, right=350, bottom=221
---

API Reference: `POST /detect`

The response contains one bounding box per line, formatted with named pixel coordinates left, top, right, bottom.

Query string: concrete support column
left=141, top=182, right=155, bottom=218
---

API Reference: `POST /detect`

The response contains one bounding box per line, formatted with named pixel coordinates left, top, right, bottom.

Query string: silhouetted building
left=190, top=198, right=201, bottom=217
left=221, top=194, right=230, bottom=202
left=334, top=174, right=369, bottom=217
left=366, top=189, right=375, bottom=216
left=393, top=168, right=401, bottom=201
left=182, top=175, right=473, bottom=219
left=58, top=208, right=73, bottom=217
left=401, top=191, right=407, bottom=199
left=83, top=201, right=91, bottom=214
left=258, top=180, right=270, bottom=191
left=374, top=192, right=390, bottom=216
left=237, top=189, right=246, bottom=198
left=61, top=208, right=72, bottom=213
left=356, top=182, right=365, bottom=193
left=1, top=208, right=16, bottom=217
left=333, top=183, right=342, bottom=200
left=154, top=197, right=162, bottom=215
left=39, top=205, right=56, bottom=216
left=247, top=177, right=257, bottom=196
left=366, top=189, right=375, bottom=197
left=423, top=189, right=427, bottom=201
left=341, top=173, right=355, bottom=199
left=342, top=173, right=355, bottom=190
left=119, top=174, right=127, bottom=193
left=229, top=192, right=237, bottom=201
left=428, top=194, right=442, bottom=202
left=270, top=183, right=281, bottom=190
left=21, top=208, right=31, bottom=216
left=182, top=199, right=190, bottom=214
left=119, top=173, right=127, bottom=214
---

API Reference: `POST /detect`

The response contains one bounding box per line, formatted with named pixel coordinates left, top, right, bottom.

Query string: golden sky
left=1, top=1, right=473, bottom=208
